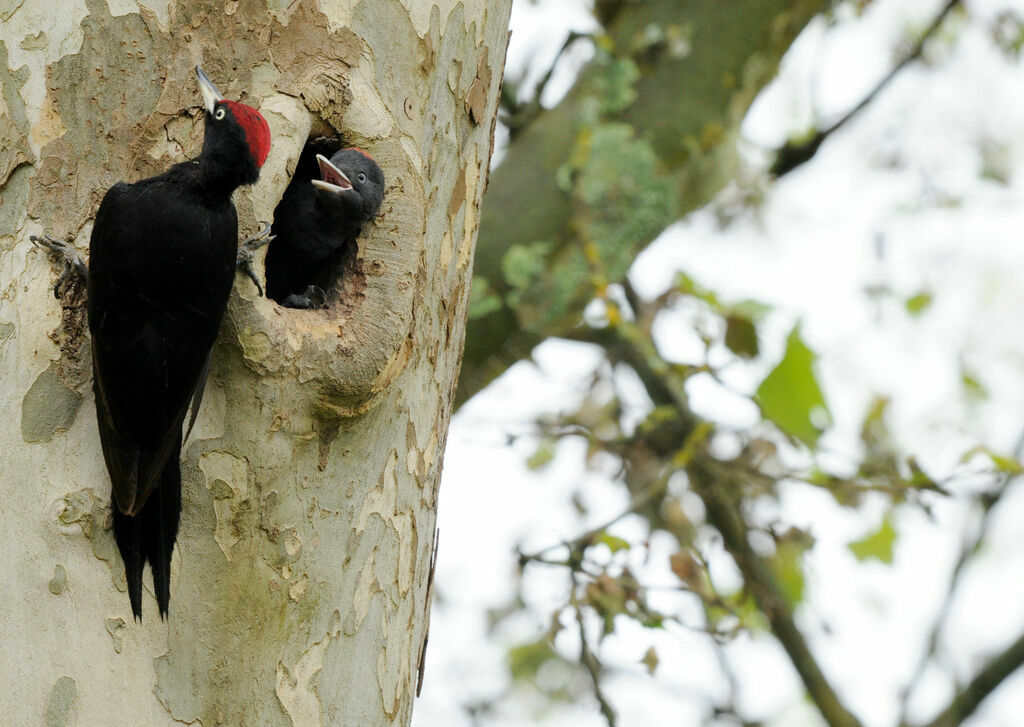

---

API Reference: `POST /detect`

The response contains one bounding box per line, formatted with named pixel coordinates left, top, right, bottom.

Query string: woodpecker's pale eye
left=358, top=173, right=367, bottom=183
left=214, top=107, right=226, bottom=120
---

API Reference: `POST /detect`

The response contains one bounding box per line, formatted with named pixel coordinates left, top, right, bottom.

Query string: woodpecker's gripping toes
left=88, top=67, right=270, bottom=619
left=264, top=145, right=385, bottom=308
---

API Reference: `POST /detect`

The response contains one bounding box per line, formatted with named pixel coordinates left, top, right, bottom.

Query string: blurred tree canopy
left=451, top=1, right=1024, bottom=725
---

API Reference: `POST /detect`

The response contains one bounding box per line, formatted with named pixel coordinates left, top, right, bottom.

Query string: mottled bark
left=0, top=1, right=510, bottom=724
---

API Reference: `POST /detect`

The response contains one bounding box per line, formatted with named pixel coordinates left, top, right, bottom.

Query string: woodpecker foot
left=281, top=285, right=327, bottom=310
left=236, top=221, right=274, bottom=296
left=30, top=234, right=88, bottom=298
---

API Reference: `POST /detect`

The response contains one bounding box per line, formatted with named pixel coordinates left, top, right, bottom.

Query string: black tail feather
left=146, top=443, right=181, bottom=619
left=112, top=434, right=182, bottom=621
left=112, top=506, right=145, bottom=621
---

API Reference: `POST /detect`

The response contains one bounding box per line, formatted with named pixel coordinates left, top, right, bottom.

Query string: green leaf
left=904, top=291, right=933, bottom=315
left=756, top=325, right=831, bottom=445
left=468, top=276, right=503, bottom=320
left=848, top=514, right=897, bottom=564
left=673, top=271, right=720, bottom=308
left=641, top=646, right=659, bottom=675
left=961, top=367, right=988, bottom=401
left=961, top=446, right=1024, bottom=475
left=729, top=299, right=772, bottom=320
left=595, top=532, right=631, bottom=553
left=724, top=314, right=758, bottom=358
left=507, top=639, right=558, bottom=681
left=772, top=532, right=812, bottom=605
left=526, top=439, right=556, bottom=470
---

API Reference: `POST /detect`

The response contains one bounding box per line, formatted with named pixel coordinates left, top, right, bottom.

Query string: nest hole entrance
left=264, top=134, right=363, bottom=311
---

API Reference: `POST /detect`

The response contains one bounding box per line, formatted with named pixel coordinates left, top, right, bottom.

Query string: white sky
left=415, top=1, right=1024, bottom=725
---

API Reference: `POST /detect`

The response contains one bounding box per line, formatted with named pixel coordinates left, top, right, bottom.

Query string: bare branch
left=900, top=429, right=1024, bottom=722
left=771, top=0, right=961, bottom=176
left=503, top=31, right=591, bottom=137
left=914, top=628, right=1024, bottom=727
left=573, top=574, right=618, bottom=727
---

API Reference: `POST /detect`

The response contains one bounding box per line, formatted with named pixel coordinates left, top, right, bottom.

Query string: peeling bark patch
left=405, top=420, right=426, bottom=486
left=454, top=145, right=483, bottom=273
left=272, top=2, right=361, bottom=129
left=29, top=0, right=162, bottom=236
left=0, top=164, right=31, bottom=250
left=21, top=362, right=83, bottom=443
left=0, top=0, right=26, bottom=22
left=45, top=676, right=76, bottom=727
left=237, top=329, right=274, bottom=375
left=0, top=40, right=33, bottom=188
left=275, top=610, right=341, bottom=727
left=446, top=160, right=467, bottom=221
left=288, top=573, right=308, bottom=602
left=465, top=48, right=491, bottom=124
left=19, top=31, right=47, bottom=51
left=57, top=488, right=126, bottom=592
left=105, top=617, right=127, bottom=653
left=198, top=451, right=251, bottom=561
left=356, top=449, right=415, bottom=598
left=48, top=564, right=67, bottom=594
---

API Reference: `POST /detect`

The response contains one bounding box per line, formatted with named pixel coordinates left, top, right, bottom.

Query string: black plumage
left=88, top=67, right=270, bottom=619
left=264, top=145, right=385, bottom=308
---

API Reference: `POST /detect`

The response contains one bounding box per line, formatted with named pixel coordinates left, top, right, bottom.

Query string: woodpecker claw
left=30, top=234, right=88, bottom=297
left=281, top=285, right=327, bottom=310
left=236, top=222, right=274, bottom=296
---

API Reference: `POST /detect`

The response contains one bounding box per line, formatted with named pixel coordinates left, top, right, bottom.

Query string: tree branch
left=914, top=629, right=1024, bottom=727
left=573, top=574, right=618, bottom=727
left=503, top=31, right=591, bottom=137
left=900, top=429, right=1024, bottom=724
left=690, top=458, right=864, bottom=727
left=459, top=0, right=826, bottom=406
left=585, top=323, right=863, bottom=727
left=771, top=0, right=961, bottom=176
left=897, top=481, right=1012, bottom=721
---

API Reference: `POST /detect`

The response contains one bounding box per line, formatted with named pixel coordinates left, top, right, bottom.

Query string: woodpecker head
left=196, top=66, right=271, bottom=187
left=312, top=148, right=385, bottom=222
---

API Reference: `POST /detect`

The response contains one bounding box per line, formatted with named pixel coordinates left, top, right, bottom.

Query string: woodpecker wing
left=88, top=173, right=237, bottom=516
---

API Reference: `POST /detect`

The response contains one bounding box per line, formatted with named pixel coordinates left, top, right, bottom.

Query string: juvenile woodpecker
left=264, top=146, right=384, bottom=308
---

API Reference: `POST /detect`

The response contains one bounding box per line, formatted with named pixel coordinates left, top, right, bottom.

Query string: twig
left=573, top=574, right=618, bottom=727
left=914, top=628, right=1024, bottom=727
left=586, top=322, right=864, bottom=727
left=517, top=467, right=675, bottom=566
left=899, top=428, right=1024, bottom=721
left=771, top=0, right=961, bottom=176
left=897, top=489, right=1005, bottom=720
left=504, top=31, right=591, bottom=136
left=691, top=459, right=864, bottom=727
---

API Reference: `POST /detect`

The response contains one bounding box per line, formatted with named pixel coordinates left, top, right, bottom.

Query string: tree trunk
left=0, top=1, right=510, bottom=724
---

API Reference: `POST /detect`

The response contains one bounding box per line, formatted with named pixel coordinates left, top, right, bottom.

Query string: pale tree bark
left=0, top=1, right=510, bottom=724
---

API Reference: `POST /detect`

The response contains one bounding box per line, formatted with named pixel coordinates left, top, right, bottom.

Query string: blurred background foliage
left=428, top=1, right=1024, bottom=726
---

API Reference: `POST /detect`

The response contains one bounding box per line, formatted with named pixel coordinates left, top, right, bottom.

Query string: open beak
left=195, top=66, right=223, bottom=114
left=312, top=154, right=353, bottom=194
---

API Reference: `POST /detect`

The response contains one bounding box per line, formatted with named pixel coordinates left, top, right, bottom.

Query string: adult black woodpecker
left=86, top=67, right=270, bottom=619
left=264, top=146, right=385, bottom=308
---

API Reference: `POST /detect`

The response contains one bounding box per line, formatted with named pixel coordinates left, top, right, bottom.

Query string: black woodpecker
left=86, top=67, right=270, bottom=619
left=264, top=146, right=384, bottom=308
